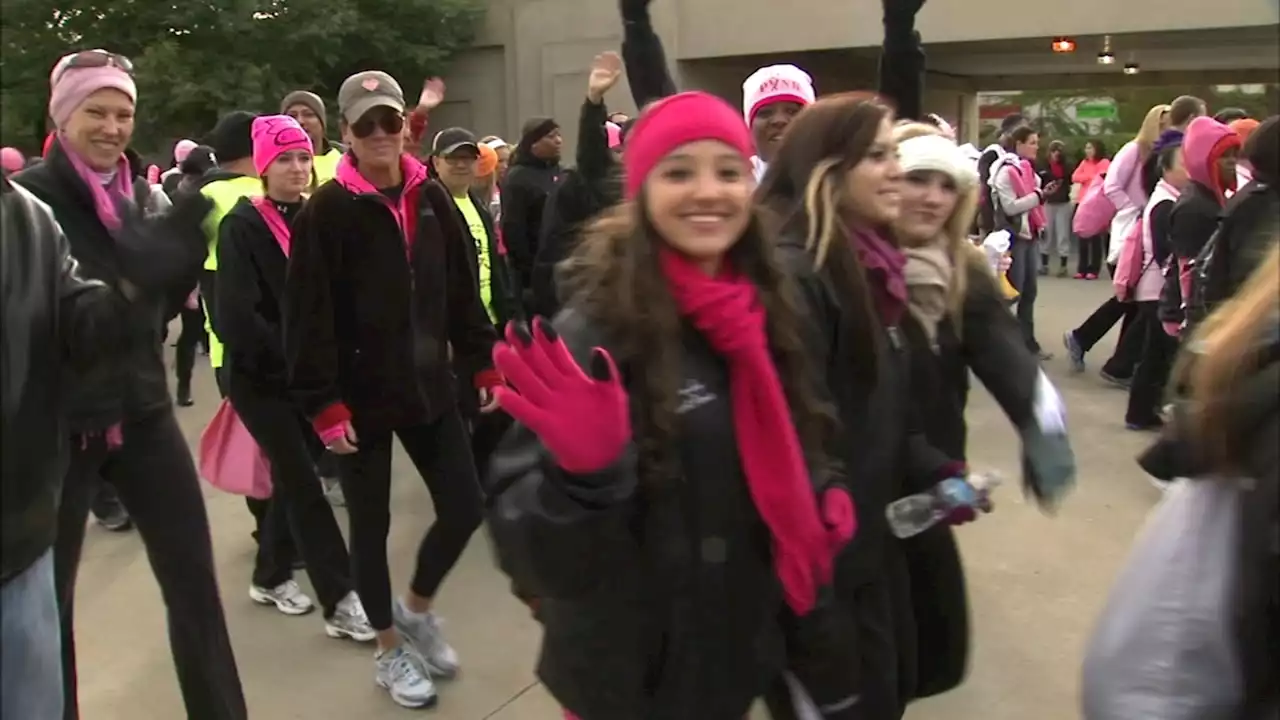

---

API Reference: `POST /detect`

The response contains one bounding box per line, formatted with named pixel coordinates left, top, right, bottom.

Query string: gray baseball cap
left=337, top=71, right=405, bottom=124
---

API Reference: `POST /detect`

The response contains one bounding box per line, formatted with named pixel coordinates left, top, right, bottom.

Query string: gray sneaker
left=1062, top=331, right=1085, bottom=373
left=249, top=580, right=315, bottom=616
left=375, top=646, right=437, bottom=709
left=394, top=600, right=460, bottom=678
left=325, top=592, right=376, bottom=642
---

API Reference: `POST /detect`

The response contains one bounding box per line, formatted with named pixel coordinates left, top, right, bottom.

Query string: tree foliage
left=0, top=0, right=485, bottom=155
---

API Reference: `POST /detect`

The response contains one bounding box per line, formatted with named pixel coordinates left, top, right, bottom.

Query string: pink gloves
left=493, top=319, right=630, bottom=475
left=821, top=486, right=856, bottom=552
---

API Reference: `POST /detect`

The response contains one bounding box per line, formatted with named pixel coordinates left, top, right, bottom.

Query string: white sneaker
left=322, top=477, right=346, bottom=507
left=325, top=592, right=376, bottom=642
left=375, top=646, right=437, bottom=709
left=393, top=599, right=460, bottom=678
left=249, top=580, right=314, bottom=616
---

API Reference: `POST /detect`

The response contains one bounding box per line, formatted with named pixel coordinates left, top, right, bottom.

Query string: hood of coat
left=1183, top=117, right=1241, bottom=199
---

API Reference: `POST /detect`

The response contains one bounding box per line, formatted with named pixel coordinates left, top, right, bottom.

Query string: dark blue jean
left=1, top=549, right=62, bottom=720
left=1008, top=237, right=1041, bottom=352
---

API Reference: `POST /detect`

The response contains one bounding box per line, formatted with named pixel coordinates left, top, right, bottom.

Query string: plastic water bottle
left=885, top=473, right=1001, bottom=539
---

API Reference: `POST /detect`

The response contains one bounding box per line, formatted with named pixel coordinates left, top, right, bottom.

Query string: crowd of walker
left=2, top=0, right=1278, bottom=718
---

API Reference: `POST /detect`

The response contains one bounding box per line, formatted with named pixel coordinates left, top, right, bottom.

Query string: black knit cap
left=520, top=117, right=559, bottom=146
left=203, top=111, right=257, bottom=163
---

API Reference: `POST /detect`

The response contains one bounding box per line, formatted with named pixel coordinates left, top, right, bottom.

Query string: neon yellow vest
left=313, top=146, right=343, bottom=185
left=200, top=176, right=262, bottom=368
left=452, top=194, right=494, bottom=322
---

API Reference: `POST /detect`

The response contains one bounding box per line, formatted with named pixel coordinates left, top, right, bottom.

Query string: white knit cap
left=741, top=64, right=815, bottom=125
left=898, top=134, right=979, bottom=189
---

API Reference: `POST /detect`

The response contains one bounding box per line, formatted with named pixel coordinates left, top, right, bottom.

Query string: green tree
left=0, top=0, right=485, bottom=155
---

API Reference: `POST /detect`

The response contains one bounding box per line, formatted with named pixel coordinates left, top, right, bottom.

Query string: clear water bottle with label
left=885, top=473, right=1001, bottom=539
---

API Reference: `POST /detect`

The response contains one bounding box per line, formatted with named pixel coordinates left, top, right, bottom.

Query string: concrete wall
left=450, top=0, right=1279, bottom=153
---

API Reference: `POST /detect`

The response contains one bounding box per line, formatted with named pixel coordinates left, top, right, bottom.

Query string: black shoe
left=176, top=383, right=194, bottom=407
left=1100, top=369, right=1132, bottom=389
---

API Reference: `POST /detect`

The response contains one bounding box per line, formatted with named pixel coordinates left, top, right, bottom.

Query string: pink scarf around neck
left=59, top=135, right=134, bottom=233
left=660, top=249, right=846, bottom=615
left=251, top=197, right=292, bottom=257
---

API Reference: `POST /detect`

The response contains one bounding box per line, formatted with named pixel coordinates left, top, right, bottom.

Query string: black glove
left=619, top=0, right=652, bottom=23
left=882, top=0, right=926, bottom=24
left=114, top=186, right=213, bottom=292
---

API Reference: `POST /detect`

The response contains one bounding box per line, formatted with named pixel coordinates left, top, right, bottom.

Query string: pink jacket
left=1103, top=141, right=1146, bottom=215
left=1072, top=157, right=1110, bottom=198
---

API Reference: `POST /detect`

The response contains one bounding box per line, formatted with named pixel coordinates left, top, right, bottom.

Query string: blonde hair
left=1136, top=104, right=1171, bottom=162
left=1173, top=240, right=1279, bottom=471
left=890, top=122, right=984, bottom=336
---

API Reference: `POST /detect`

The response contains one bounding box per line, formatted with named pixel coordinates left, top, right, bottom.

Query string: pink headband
left=251, top=115, right=313, bottom=177
left=48, top=51, right=137, bottom=129
left=623, top=92, right=754, bottom=200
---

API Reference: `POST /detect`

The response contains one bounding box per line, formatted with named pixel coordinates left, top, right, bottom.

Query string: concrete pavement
left=71, top=276, right=1160, bottom=719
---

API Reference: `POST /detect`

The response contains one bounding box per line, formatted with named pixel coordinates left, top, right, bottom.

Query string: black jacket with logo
left=1, top=178, right=126, bottom=583
left=487, top=308, right=841, bottom=720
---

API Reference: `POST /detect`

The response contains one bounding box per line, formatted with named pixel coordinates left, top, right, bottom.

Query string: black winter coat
left=898, top=252, right=1043, bottom=696
left=1, top=178, right=126, bottom=583
left=283, top=166, right=498, bottom=435
left=12, top=141, right=200, bottom=431
left=500, top=147, right=561, bottom=298
left=487, top=309, right=798, bottom=720
left=215, top=197, right=299, bottom=393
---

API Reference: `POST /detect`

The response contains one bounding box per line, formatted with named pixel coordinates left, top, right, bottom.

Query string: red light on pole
left=1051, top=37, right=1077, bottom=53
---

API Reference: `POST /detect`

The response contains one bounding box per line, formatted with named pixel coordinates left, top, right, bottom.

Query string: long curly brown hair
left=557, top=198, right=836, bottom=487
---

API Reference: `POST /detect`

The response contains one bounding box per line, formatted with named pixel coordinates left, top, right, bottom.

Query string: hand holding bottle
left=492, top=318, right=631, bottom=475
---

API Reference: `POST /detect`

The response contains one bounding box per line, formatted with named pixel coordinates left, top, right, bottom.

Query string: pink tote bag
left=199, top=399, right=273, bottom=499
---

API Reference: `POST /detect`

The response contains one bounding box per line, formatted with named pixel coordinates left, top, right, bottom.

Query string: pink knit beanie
left=48, top=50, right=137, bottom=129
left=623, top=91, right=754, bottom=200
left=251, top=115, right=313, bottom=177
left=173, top=139, right=198, bottom=165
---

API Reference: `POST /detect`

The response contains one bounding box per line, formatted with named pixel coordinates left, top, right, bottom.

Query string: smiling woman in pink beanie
left=7, top=48, right=247, bottom=720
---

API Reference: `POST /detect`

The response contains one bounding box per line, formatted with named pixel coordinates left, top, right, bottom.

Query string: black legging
left=1070, top=273, right=1141, bottom=379
left=1076, top=234, right=1105, bottom=276
left=175, top=303, right=207, bottom=394
left=1125, top=301, right=1178, bottom=426
left=54, top=410, right=246, bottom=720
left=338, top=409, right=484, bottom=630
left=227, top=375, right=354, bottom=616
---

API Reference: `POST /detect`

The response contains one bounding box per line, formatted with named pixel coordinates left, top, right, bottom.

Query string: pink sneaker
left=1073, top=273, right=1085, bottom=279
left=1085, top=273, right=1098, bottom=280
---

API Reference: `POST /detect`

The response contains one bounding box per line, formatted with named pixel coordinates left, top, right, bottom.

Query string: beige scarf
left=904, top=241, right=953, bottom=351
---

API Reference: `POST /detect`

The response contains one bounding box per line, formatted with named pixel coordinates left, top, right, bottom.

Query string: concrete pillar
left=957, top=91, right=979, bottom=145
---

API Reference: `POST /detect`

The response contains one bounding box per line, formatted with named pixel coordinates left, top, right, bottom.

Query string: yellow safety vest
left=313, top=146, right=343, bottom=185
left=200, top=175, right=263, bottom=368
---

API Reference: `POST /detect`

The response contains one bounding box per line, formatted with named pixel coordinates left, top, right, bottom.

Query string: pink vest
left=1135, top=180, right=1181, bottom=302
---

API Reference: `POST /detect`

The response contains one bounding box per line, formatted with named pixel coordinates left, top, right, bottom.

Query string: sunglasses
left=56, top=51, right=134, bottom=84
left=351, top=111, right=405, bottom=139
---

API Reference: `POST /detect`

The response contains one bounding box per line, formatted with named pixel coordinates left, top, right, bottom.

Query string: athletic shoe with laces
left=375, top=646, right=438, bottom=709
left=393, top=599, right=460, bottom=678
left=249, top=579, right=315, bottom=616
left=321, top=477, right=346, bottom=507
left=325, top=592, right=376, bottom=642
left=1062, top=331, right=1085, bottom=373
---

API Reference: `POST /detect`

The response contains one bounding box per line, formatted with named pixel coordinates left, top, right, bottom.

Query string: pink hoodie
left=1183, top=116, right=1241, bottom=202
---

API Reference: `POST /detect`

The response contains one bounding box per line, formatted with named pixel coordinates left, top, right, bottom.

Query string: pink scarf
left=251, top=197, right=292, bottom=257
left=1010, top=158, right=1046, bottom=236
left=660, top=249, right=841, bottom=615
left=58, top=135, right=134, bottom=233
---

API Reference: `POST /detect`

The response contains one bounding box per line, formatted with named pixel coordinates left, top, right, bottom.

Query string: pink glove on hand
left=821, top=486, right=856, bottom=551
left=493, top=318, right=630, bottom=475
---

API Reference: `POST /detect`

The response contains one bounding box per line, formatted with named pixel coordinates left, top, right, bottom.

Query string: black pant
left=1071, top=279, right=1140, bottom=378
left=468, top=410, right=513, bottom=490
left=90, top=478, right=126, bottom=520
left=54, top=410, right=245, bottom=719
left=175, top=305, right=207, bottom=392
left=1126, top=302, right=1178, bottom=426
left=228, top=378, right=353, bottom=615
left=339, top=409, right=484, bottom=630
left=1076, top=235, right=1105, bottom=276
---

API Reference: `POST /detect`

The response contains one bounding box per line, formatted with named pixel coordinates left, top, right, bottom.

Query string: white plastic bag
left=1081, top=478, right=1245, bottom=720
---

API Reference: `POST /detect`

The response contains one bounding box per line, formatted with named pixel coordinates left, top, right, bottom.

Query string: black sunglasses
left=351, top=111, right=405, bottom=139
left=56, top=51, right=134, bottom=84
